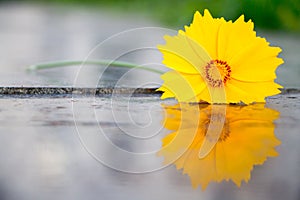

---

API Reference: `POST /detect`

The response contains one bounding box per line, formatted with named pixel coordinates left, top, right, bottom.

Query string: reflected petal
left=158, top=103, right=280, bottom=190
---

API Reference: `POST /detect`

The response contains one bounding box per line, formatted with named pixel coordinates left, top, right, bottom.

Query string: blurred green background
left=28, top=0, right=300, bottom=32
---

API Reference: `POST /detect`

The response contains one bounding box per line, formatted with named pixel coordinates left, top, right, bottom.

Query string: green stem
left=27, top=60, right=164, bottom=74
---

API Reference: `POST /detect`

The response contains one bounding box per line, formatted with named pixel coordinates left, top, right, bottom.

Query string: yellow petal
left=217, top=15, right=283, bottom=82
left=159, top=71, right=207, bottom=102
left=217, top=15, right=255, bottom=61
left=157, top=30, right=211, bottom=74
left=225, top=79, right=282, bottom=104
left=185, top=9, right=225, bottom=59
left=230, top=41, right=283, bottom=82
left=195, top=85, right=227, bottom=104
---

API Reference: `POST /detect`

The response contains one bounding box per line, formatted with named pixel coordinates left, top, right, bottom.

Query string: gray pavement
left=0, top=93, right=299, bottom=200
left=0, top=3, right=300, bottom=200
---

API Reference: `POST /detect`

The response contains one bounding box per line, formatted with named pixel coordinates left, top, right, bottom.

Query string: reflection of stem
left=27, top=60, right=164, bottom=74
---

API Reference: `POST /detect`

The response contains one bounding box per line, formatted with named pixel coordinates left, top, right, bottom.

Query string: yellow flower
left=158, top=103, right=280, bottom=190
left=157, top=10, right=284, bottom=104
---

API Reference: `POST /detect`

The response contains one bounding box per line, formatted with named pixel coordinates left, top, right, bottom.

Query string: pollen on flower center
left=204, top=59, right=232, bottom=87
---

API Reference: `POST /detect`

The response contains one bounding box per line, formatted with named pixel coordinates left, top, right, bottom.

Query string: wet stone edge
left=0, top=87, right=298, bottom=98
left=0, top=87, right=163, bottom=97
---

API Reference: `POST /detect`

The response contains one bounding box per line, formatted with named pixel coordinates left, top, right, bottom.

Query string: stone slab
left=0, top=93, right=299, bottom=200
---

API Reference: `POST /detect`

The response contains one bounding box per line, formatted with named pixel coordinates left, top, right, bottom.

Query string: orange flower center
left=204, top=59, right=231, bottom=87
left=203, top=118, right=230, bottom=142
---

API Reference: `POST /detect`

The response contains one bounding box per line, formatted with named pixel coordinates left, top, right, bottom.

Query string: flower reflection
left=158, top=103, right=280, bottom=190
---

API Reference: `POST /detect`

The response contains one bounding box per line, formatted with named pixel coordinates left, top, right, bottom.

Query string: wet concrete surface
left=0, top=3, right=300, bottom=200
left=0, top=93, right=299, bottom=200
